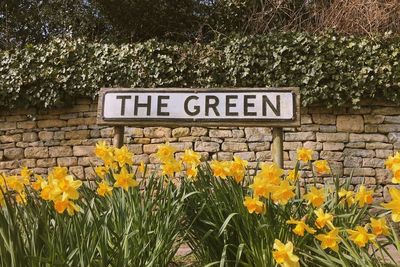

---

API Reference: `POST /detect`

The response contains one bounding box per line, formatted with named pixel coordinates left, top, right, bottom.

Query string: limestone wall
left=0, top=98, right=399, bottom=200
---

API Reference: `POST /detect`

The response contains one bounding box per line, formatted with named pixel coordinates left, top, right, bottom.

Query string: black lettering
left=226, top=95, right=238, bottom=116
left=262, top=95, right=281, bottom=116
left=157, top=95, right=170, bottom=116
left=244, top=95, right=257, bottom=116
left=116, top=95, right=131, bottom=116
left=184, top=95, right=200, bottom=116
left=134, top=95, right=151, bottom=116
left=205, top=96, right=220, bottom=116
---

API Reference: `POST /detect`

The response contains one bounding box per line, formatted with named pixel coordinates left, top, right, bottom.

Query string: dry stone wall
left=0, top=98, right=399, bottom=200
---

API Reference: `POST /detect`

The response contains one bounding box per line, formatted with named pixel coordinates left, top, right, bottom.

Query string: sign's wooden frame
left=97, top=87, right=300, bottom=127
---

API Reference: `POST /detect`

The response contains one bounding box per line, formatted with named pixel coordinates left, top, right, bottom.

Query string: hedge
left=1, top=33, right=400, bottom=109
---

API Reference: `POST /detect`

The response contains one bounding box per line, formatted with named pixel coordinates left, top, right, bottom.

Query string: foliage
left=0, top=145, right=189, bottom=267
left=1, top=33, right=400, bottom=109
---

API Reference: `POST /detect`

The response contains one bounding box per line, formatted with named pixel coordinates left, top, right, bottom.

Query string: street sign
left=97, top=88, right=300, bottom=127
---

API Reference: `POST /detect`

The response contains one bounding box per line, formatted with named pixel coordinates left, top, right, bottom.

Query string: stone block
left=337, top=115, right=364, bottom=133
left=364, top=115, right=384, bottom=124
left=248, top=142, right=270, bottom=151
left=320, top=125, right=336, bottom=133
left=373, top=107, right=400, bottom=115
left=256, top=151, right=272, bottom=161
left=100, top=128, right=114, bottom=138
left=78, top=157, right=103, bottom=166
left=49, top=146, right=73, bottom=157
left=194, top=141, right=219, bottom=152
left=132, top=154, right=149, bottom=164
left=221, top=142, right=247, bottom=152
left=364, top=125, right=378, bottom=133
left=283, top=142, right=302, bottom=150
left=232, top=130, right=244, bottom=138
left=344, top=157, right=362, bottom=168
left=19, top=159, right=36, bottom=168
left=24, top=147, right=48, bottom=158
left=126, top=144, right=143, bottom=154
left=0, top=160, right=18, bottom=169
left=376, top=149, right=394, bottom=159
left=234, top=151, right=255, bottom=161
left=65, top=130, right=90, bottom=140
left=320, top=151, right=344, bottom=161
left=323, top=142, right=344, bottom=151
left=0, top=134, right=21, bottom=143
left=172, top=127, right=190, bottom=138
left=245, top=128, right=272, bottom=142
left=143, top=127, right=171, bottom=138
left=191, top=127, right=208, bottom=136
left=376, top=169, right=391, bottom=184
left=57, top=157, right=78, bottom=167
left=378, top=125, right=400, bottom=133
left=349, top=134, right=388, bottom=143
left=345, top=142, right=365, bottom=148
left=69, top=166, right=84, bottom=179
left=37, top=158, right=56, bottom=168
left=284, top=132, right=315, bottom=141
left=316, top=133, right=348, bottom=142
left=343, top=149, right=375, bottom=158
left=73, top=146, right=95, bottom=157
left=67, top=117, right=96, bottom=126
left=22, top=132, right=38, bottom=142
left=37, top=120, right=66, bottom=128
left=301, top=115, right=312, bottom=124
left=38, top=131, right=54, bottom=141
left=363, top=158, right=385, bottom=168
left=4, top=148, right=24, bottom=160
left=312, top=114, right=336, bottom=124
left=213, top=152, right=233, bottom=161
left=304, top=141, right=323, bottom=151
left=0, top=122, right=16, bottom=130
left=344, top=168, right=375, bottom=177
left=365, top=143, right=393, bottom=150
left=17, top=121, right=36, bottom=129
left=209, top=129, right=232, bottom=138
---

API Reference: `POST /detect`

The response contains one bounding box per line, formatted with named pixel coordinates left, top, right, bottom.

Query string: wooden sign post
left=97, top=88, right=300, bottom=168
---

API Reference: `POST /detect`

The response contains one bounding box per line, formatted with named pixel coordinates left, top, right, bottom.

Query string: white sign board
left=97, top=88, right=300, bottom=127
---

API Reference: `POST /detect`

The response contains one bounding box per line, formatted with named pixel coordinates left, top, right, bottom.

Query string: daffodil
left=15, top=191, right=27, bottom=205
left=113, top=145, right=133, bottom=167
left=385, top=152, right=400, bottom=170
left=210, top=160, right=231, bottom=179
left=256, top=163, right=284, bottom=185
left=369, top=217, right=389, bottom=236
left=287, top=169, right=299, bottom=182
left=181, top=149, right=201, bottom=166
left=313, top=160, right=330, bottom=175
left=391, top=164, right=400, bottom=184
left=303, top=187, right=325, bottom=208
left=287, top=218, right=316, bottom=236
left=338, top=188, right=354, bottom=206
left=114, top=167, right=138, bottom=191
left=97, top=181, right=113, bottom=197
left=161, top=159, right=182, bottom=177
left=54, top=199, right=81, bottom=216
left=243, top=196, right=265, bottom=214
left=138, top=161, right=146, bottom=175
left=95, top=141, right=114, bottom=165
left=32, top=174, right=46, bottom=191
left=272, top=180, right=296, bottom=205
left=95, top=166, right=108, bottom=179
left=49, top=166, right=69, bottom=180
left=314, top=208, right=334, bottom=229
left=316, top=228, right=341, bottom=252
left=272, top=239, right=300, bottom=267
left=355, top=185, right=373, bottom=208
left=156, top=142, right=176, bottom=162
left=20, top=166, right=32, bottom=180
left=346, top=226, right=376, bottom=248
left=186, top=165, right=198, bottom=180
left=230, top=156, right=248, bottom=183
left=57, top=175, right=82, bottom=200
left=6, top=175, right=28, bottom=193
left=381, top=187, right=400, bottom=222
left=297, top=147, right=313, bottom=163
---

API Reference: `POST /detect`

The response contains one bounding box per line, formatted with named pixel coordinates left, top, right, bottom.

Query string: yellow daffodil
left=316, top=228, right=341, bottom=252
left=32, top=174, right=46, bottom=191
left=95, top=141, right=114, bottom=165
left=95, top=166, right=108, bottom=179
left=54, top=199, right=81, bottom=216
left=369, top=217, right=389, bottom=236
left=210, top=160, right=231, bottom=179
left=20, top=166, right=32, bottom=180
left=338, top=188, right=354, bottom=206
left=156, top=142, right=176, bottom=162
left=161, top=159, right=182, bottom=177
left=58, top=175, right=82, bottom=200
left=355, top=185, right=373, bottom=208
left=50, top=166, right=69, bottom=180
left=314, top=208, right=334, bottom=229
left=381, top=187, right=400, bottom=222
left=113, top=145, right=133, bottom=167
left=181, top=149, right=201, bottom=166
left=243, top=196, right=265, bottom=214
left=287, top=169, right=299, bottom=182
left=385, top=152, right=400, bottom=170
left=230, top=156, right=248, bottom=183
left=249, top=176, right=273, bottom=198
left=297, top=147, right=313, bottom=163
left=346, top=226, right=376, bottom=248
left=272, top=180, right=296, bottom=205
left=138, top=161, right=146, bottom=175
left=6, top=175, right=28, bottom=193
left=287, top=218, right=316, bottom=236
left=256, top=163, right=284, bottom=185
left=186, top=165, right=198, bottom=180
left=97, top=181, right=113, bottom=197
left=313, top=160, right=330, bottom=175
left=391, top=164, right=400, bottom=184
left=272, top=239, right=300, bottom=267
left=114, top=167, right=138, bottom=191
left=15, top=191, right=27, bottom=205
left=303, top=187, right=325, bottom=208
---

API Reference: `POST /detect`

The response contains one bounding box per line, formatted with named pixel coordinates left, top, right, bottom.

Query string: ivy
left=1, top=33, right=400, bottom=109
